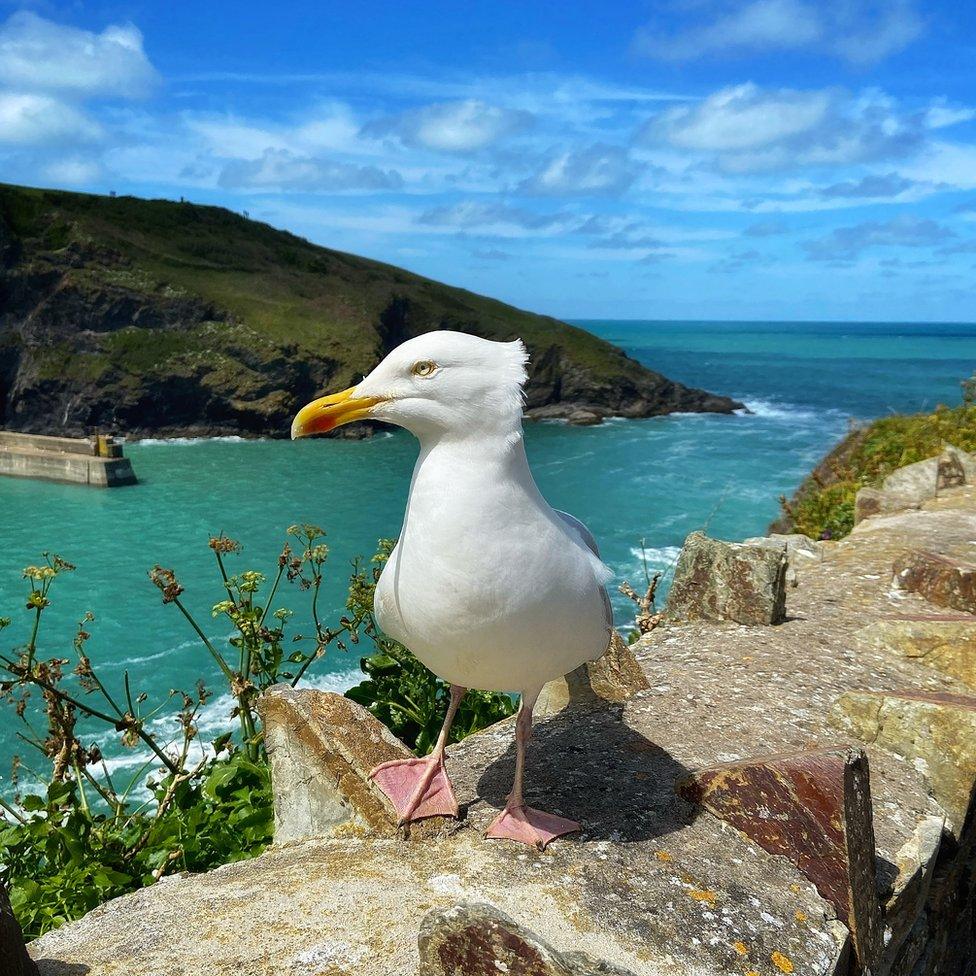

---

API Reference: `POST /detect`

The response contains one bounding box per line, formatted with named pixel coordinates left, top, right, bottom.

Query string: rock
left=678, top=747, right=883, bottom=972
left=881, top=816, right=945, bottom=972
left=883, top=458, right=940, bottom=503
left=854, top=616, right=976, bottom=689
left=830, top=689, right=976, bottom=835
left=944, top=443, right=976, bottom=482
left=892, top=549, right=976, bottom=614
left=853, top=487, right=919, bottom=524
left=417, top=902, right=636, bottom=976
left=258, top=685, right=451, bottom=842
left=741, top=533, right=823, bottom=587
left=881, top=445, right=976, bottom=506
left=566, top=408, right=606, bottom=426
left=665, top=531, right=787, bottom=625
left=1, top=883, right=38, bottom=976
left=536, top=630, right=650, bottom=716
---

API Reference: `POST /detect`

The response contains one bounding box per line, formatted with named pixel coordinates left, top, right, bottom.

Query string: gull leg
left=369, top=684, right=464, bottom=824
left=485, top=689, right=580, bottom=850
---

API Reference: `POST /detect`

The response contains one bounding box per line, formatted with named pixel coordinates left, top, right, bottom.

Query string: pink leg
left=485, top=690, right=580, bottom=850
left=369, top=684, right=464, bottom=824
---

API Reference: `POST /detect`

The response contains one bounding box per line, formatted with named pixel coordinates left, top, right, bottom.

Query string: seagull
left=291, top=331, right=612, bottom=848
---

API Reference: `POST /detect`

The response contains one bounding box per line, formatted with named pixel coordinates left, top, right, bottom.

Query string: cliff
left=0, top=183, right=742, bottom=439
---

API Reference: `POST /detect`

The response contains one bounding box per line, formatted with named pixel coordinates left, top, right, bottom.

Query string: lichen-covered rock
left=881, top=445, right=976, bottom=506
left=1, top=883, right=37, bottom=976
left=855, top=616, right=976, bottom=689
left=665, top=531, right=787, bottom=625
left=417, top=903, right=636, bottom=976
left=892, top=549, right=976, bottom=614
left=258, top=685, right=451, bottom=842
left=678, top=747, right=882, bottom=972
left=830, top=690, right=976, bottom=835
left=854, top=487, right=919, bottom=524
left=536, top=631, right=649, bottom=716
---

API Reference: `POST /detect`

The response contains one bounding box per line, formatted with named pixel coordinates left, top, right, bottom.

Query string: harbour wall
left=0, top=431, right=137, bottom=487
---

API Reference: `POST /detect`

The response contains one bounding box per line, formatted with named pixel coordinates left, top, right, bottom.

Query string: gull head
left=291, top=330, right=529, bottom=440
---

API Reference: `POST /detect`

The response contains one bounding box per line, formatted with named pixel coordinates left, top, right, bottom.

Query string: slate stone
left=854, top=487, right=919, bottom=524
left=258, top=685, right=451, bottom=842
left=665, top=531, right=787, bottom=625
left=830, top=689, right=976, bottom=835
left=417, top=903, right=636, bottom=976
left=536, top=630, right=650, bottom=717
left=892, top=549, right=976, bottom=614
left=855, top=616, right=976, bottom=689
left=678, top=747, right=883, bottom=972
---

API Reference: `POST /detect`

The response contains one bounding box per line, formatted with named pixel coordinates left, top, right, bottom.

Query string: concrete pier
left=0, top=431, right=137, bottom=487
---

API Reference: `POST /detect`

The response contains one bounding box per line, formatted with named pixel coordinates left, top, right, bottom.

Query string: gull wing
left=556, top=509, right=613, bottom=634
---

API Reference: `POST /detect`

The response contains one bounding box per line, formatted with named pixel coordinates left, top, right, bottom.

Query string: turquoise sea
left=1, top=320, right=974, bottom=785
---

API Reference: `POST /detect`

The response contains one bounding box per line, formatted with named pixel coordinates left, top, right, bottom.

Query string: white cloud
left=418, top=201, right=570, bottom=232
left=634, top=0, right=924, bottom=66
left=0, top=92, right=101, bottom=145
left=365, top=99, right=533, bottom=153
left=635, top=0, right=820, bottom=61
left=519, top=144, right=641, bottom=196
left=218, top=149, right=403, bottom=192
left=642, top=83, right=926, bottom=173
left=0, top=11, right=159, bottom=98
left=43, top=156, right=104, bottom=184
left=804, top=215, right=955, bottom=261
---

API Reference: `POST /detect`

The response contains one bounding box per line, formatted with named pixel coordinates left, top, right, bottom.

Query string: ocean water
left=1, top=319, right=974, bottom=785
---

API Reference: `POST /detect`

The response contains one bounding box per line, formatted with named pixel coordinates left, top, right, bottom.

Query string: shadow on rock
left=34, top=963, right=90, bottom=976
left=474, top=702, right=697, bottom=843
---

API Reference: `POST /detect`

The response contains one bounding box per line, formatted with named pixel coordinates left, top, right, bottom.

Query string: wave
left=135, top=435, right=260, bottom=446
left=737, top=399, right=822, bottom=422
left=628, top=544, right=682, bottom=564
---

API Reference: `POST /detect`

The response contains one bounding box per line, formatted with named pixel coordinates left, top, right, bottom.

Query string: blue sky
left=1, top=1, right=974, bottom=322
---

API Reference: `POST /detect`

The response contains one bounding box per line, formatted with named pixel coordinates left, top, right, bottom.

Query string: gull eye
left=411, top=360, right=437, bottom=377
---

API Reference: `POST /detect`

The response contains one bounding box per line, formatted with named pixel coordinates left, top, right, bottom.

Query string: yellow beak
left=290, top=387, right=385, bottom=439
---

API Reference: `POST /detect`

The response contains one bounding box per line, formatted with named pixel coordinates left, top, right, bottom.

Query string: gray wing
left=556, top=509, right=601, bottom=557
left=556, top=510, right=613, bottom=633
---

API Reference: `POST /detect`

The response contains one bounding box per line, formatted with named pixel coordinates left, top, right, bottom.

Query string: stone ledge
left=678, top=747, right=882, bottom=972
left=892, top=549, right=976, bottom=614
left=829, top=689, right=976, bottom=836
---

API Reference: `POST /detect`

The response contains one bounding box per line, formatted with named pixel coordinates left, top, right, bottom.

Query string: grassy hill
left=0, top=183, right=741, bottom=438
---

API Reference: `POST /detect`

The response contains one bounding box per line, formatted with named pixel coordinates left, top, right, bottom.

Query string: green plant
left=779, top=401, right=976, bottom=540
left=0, top=528, right=513, bottom=940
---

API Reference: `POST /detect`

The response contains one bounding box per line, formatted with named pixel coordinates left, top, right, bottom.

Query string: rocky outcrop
left=892, top=549, right=976, bottom=614
left=31, top=480, right=976, bottom=976
left=0, top=183, right=742, bottom=438
left=665, top=531, right=788, bottom=624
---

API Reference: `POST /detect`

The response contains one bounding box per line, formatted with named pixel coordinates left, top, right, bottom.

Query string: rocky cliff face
left=0, top=184, right=742, bottom=438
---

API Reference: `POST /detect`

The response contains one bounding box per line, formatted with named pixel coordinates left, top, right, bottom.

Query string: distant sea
left=1, top=320, right=974, bottom=786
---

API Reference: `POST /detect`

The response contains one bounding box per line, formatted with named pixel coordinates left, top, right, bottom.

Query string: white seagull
left=291, top=331, right=612, bottom=848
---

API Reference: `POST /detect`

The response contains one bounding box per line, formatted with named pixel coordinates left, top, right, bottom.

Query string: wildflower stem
left=170, top=598, right=235, bottom=685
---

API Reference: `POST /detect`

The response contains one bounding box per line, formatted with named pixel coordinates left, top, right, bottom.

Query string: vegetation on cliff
left=776, top=395, right=976, bottom=540
left=0, top=182, right=741, bottom=437
left=0, top=529, right=513, bottom=940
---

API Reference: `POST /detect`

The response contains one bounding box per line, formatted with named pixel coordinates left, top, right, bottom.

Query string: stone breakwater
left=25, top=463, right=976, bottom=976
left=0, top=430, right=136, bottom=487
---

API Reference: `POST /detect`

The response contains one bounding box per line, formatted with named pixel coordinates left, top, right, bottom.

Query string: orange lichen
left=732, top=940, right=748, bottom=955
left=688, top=888, right=717, bottom=905
left=794, top=910, right=807, bottom=922
left=654, top=850, right=673, bottom=862
left=771, top=950, right=795, bottom=973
